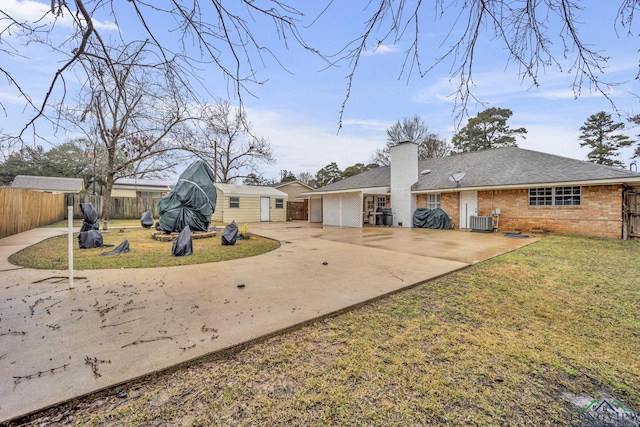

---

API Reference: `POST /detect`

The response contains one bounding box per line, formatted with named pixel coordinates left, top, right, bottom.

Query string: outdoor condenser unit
left=469, top=215, right=493, bottom=232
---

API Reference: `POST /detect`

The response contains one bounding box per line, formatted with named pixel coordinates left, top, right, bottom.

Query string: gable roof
left=215, top=183, right=288, bottom=198
left=311, top=147, right=640, bottom=194
left=272, top=180, right=315, bottom=190
left=10, top=175, right=85, bottom=193
left=313, top=166, right=390, bottom=193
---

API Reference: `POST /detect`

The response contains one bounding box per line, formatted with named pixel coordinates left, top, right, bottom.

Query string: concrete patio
left=0, top=223, right=538, bottom=423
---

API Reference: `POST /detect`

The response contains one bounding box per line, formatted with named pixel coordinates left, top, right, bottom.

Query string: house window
left=377, top=196, right=386, bottom=209
left=529, top=187, right=581, bottom=206
left=365, top=196, right=374, bottom=212
left=554, top=186, right=582, bottom=206
left=427, top=193, right=441, bottom=209
left=529, top=187, right=553, bottom=205
left=275, top=198, right=284, bottom=209
left=229, top=197, right=240, bottom=208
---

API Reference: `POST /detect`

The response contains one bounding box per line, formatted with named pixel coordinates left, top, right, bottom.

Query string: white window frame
left=376, top=196, right=386, bottom=209
left=427, top=193, right=441, bottom=209
left=365, top=196, right=374, bottom=212
left=529, top=186, right=581, bottom=206
left=229, top=196, right=240, bottom=208
left=275, top=198, right=284, bottom=209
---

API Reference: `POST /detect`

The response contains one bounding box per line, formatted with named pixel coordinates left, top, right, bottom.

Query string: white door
left=309, top=197, right=322, bottom=223
left=260, top=197, right=270, bottom=222
left=459, top=191, right=478, bottom=229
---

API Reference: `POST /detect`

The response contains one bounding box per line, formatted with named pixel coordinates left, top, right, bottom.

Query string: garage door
left=323, top=193, right=362, bottom=227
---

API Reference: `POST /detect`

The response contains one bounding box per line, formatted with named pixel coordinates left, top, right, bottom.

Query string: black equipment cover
left=172, top=225, right=193, bottom=256
left=221, top=221, right=238, bottom=246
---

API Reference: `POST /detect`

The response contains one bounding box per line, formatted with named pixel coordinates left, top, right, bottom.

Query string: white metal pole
left=68, top=206, right=73, bottom=288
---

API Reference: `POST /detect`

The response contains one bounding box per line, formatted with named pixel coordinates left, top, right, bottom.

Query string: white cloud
left=362, top=43, right=401, bottom=56
left=2, top=0, right=118, bottom=31
left=247, top=108, right=386, bottom=178
left=340, top=119, right=393, bottom=132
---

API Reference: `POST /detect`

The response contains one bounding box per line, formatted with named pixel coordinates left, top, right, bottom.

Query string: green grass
left=11, top=234, right=640, bottom=426
left=9, top=220, right=280, bottom=270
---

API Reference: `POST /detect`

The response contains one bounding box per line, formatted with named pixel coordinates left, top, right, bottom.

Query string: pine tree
left=578, top=112, right=633, bottom=167
left=452, top=108, right=527, bottom=152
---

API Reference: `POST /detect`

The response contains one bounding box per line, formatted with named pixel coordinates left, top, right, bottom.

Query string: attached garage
left=322, top=192, right=363, bottom=227
left=211, top=183, right=288, bottom=224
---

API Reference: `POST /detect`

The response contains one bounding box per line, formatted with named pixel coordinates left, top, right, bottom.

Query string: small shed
left=211, top=183, right=288, bottom=223
left=10, top=175, right=85, bottom=194
left=112, top=178, right=172, bottom=198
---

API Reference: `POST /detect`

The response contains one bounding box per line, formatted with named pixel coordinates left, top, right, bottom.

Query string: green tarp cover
left=157, top=160, right=217, bottom=232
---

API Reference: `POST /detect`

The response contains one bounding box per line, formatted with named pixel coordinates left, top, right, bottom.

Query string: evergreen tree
left=452, top=107, right=527, bottom=152
left=579, top=111, right=633, bottom=167
left=314, top=162, right=342, bottom=188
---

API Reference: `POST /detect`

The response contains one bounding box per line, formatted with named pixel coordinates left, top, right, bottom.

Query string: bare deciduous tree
left=190, top=101, right=275, bottom=183
left=296, top=171, right=315, bottom=186
left=372, top=115, right=450, bottom=166
left=1, top=1, right=639, bottom=141
left=66, top=40, right=196, bottom=220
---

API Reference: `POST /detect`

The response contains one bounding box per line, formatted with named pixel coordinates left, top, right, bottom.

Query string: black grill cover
left=157, top=160, right=217, bottom=233
left=413, top=208, right=451, bottom=230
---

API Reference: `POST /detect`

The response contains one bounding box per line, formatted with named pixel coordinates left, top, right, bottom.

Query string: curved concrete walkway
left=0, top=223, right=538, bottom=422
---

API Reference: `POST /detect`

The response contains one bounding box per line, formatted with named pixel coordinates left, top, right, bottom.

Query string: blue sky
left=2, top=1, right=640, bottom=180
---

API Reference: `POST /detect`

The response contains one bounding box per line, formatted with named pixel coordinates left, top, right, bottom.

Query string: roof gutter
left=303, top=186, right=389, bottom=197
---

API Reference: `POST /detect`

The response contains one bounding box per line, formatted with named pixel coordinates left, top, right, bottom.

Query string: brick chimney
left=390, top=141, right=418, bottom=227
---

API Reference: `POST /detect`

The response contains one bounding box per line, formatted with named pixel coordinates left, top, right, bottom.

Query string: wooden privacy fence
left=287, top=200, right=308, bottom=221
left=0, top=188, right=65, bottom=239
left=623, top=187, right=640, bottom=239
left=65, top=194, right=161, bottom=220
left=65, top=194, right=102, bottom=219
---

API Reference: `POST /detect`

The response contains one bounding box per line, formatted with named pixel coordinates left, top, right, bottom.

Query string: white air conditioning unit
left=470, top=215, right=493, bottom=232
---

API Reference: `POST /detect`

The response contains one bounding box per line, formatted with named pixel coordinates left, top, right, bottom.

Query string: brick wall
left=476, top=185, right=623, bottom=238
left=416, top=185, right=623, bottom=238
left=416, top=193, right=459, bottom=228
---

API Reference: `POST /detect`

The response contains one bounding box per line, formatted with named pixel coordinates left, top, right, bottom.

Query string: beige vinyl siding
left=276, top=182, right=311, bottom=200
left=211, top=188, right=225, bottom=223
left=270, top=197, right=287, bottom=222
left=210, top=187, right=288, bottom=224
left=213, top=196, right=264, bottom=223
left=111, top=188, right=137, bottom=198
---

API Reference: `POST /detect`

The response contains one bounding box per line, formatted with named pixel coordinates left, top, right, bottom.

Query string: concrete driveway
left=0, top=223, right=538, bottom=423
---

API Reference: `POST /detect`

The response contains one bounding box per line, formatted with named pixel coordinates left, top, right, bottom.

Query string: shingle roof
left=313, top=166, right=390, bottom=192
left=312, top=147, right=640, bottom=193
left=10, top=175, right=85, bottom=193
left=413, top=147, right=640, bottom=191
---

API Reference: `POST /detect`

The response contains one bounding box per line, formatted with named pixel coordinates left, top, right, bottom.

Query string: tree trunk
left=101, top=172, right=115, bottom=221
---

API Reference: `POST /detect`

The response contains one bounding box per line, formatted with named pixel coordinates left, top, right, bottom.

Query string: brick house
left=306, top=143, right=640, bottom=239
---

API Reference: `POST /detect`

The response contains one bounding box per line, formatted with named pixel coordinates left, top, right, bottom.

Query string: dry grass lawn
left=9, top=221, right=279, bottom=270
left=8, top=234, right=640, bottom=426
